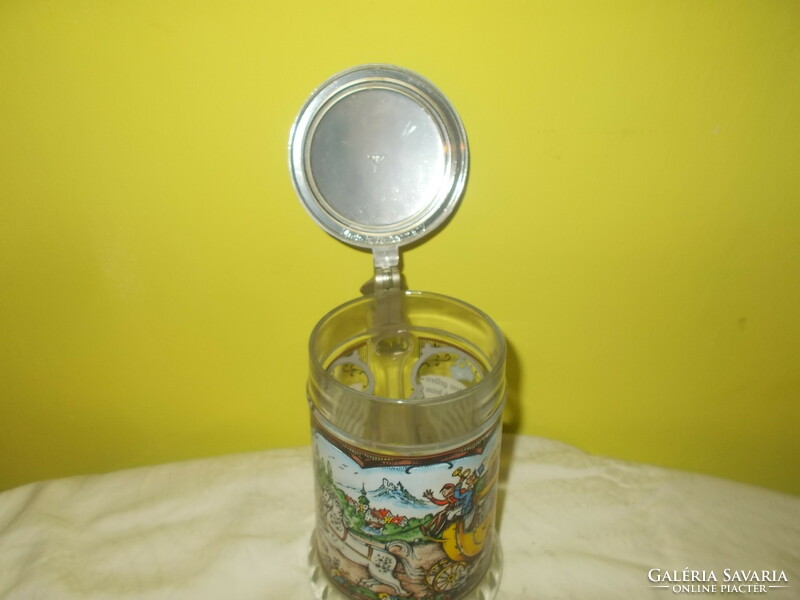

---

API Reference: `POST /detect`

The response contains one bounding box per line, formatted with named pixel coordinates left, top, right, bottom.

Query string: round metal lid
left=289, top=64, right=468, bottom=249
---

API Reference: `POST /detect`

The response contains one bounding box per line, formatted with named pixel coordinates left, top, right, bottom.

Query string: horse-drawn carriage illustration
left=314, top=440, right=499, bottom=599
left=422, top=466, right=496, bottom=594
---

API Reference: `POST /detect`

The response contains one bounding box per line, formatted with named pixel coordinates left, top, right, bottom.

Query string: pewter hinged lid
left=289, top=64, right=469, bottom=260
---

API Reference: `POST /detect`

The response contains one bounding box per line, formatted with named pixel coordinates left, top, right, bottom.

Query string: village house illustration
left=365, top=508, right=409, bottom=530
left=343, top=485, right=410, bottom=531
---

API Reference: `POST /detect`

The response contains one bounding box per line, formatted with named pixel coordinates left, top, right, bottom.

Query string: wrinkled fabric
left=0, top=435, right=797, bottom=599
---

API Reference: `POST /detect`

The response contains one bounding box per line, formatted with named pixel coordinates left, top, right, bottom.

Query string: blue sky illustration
left=314, top=431, right=498, bottom=518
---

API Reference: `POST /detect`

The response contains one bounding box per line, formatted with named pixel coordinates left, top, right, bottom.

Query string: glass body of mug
left=307, top=291, right=506, bottom=600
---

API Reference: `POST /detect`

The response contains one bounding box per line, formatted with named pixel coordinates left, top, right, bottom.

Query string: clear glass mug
left=307, top=290, right=506, bottom=600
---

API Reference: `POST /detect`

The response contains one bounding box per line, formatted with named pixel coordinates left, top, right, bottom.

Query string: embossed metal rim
left=288, top=64, right=469, bottom=249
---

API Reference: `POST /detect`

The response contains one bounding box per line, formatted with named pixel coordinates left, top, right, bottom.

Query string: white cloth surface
left=0, top=435, right=798, bottom=599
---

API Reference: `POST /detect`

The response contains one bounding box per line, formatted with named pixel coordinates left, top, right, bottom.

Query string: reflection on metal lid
left=289, top=64, right=468, bottom=249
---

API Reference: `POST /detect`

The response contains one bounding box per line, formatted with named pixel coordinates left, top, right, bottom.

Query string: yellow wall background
left=1, top=1, right=798, bottom=495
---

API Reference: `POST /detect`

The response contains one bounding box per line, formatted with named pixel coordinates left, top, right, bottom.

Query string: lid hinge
left=372, top=265, right=402, bottom=293
left=361, top=246, right=403, bottom=295
left=361, top=247, right=405, bottom=328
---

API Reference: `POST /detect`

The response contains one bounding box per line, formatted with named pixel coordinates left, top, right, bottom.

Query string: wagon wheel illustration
left=426, top=558, right=469, bottom=592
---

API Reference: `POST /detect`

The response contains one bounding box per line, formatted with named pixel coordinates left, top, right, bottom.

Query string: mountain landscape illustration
left=371, top=478, right=428, bottom=509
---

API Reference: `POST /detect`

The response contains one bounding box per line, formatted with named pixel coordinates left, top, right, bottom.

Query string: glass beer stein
left=289, top=65, right=506, bottom=600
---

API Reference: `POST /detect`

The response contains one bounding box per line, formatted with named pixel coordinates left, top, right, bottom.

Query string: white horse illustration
left=319, top=487, right=421, bottom=596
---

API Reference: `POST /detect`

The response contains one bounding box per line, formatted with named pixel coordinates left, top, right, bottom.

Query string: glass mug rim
left=308, top=289, right=506, bottom=409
